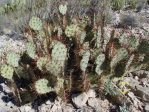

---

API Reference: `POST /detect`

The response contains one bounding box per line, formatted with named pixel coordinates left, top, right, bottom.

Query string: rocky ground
left=0, top=3, right=148, bottom=112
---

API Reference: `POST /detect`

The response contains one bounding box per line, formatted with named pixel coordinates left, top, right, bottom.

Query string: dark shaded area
left=32, top=92, right=57, bottom=111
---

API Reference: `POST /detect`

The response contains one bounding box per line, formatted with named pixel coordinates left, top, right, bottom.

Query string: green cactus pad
left=127, top=36, right=139, bottom=50
left=111, top=48, right=128, bottom=68
left=34, top=78, right=53, bottom=94
left=29, top=16, right=43, bottom=31
left=52, top=41, right=67, bottom=62
left=37, top=57, right=48, bottom=70
left=6, top=52, right=20, bottom=67
left=65, top=24, right=80, bottom=37
left=1, top=65, right=14, bottom=80
left=46, top=60, right=62, bottom=76
left=26, top=42, right=36, bottom=59
left=59, top=4, right=67, bottom=15
left=80, top=51, right=90, bottom=72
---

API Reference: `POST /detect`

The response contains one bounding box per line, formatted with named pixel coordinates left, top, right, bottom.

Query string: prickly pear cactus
left=29, top=16, right=43, bottom=31
left=37, top=57, right=48, bottom=70
left=80, top=51, right=90, bottom=72
left=0, top=65, right=14, bottom=80
left=95, top=54, right=105, bottom=75
left=34, top=78, right=53, bottom=94
left=6, top=52, right=20, bottom=67
left=111, top=48, right=128, bottom=69
left=26, top=42, right=36, bottom=59
left=65, top=24, right=80, bottom=38
left=59, top=4, right=67, bottom=15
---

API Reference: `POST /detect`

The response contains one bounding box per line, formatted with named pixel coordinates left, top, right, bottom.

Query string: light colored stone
left=145, top=104, right=149, bottom=112
left=72, top=93, right=88, bottom=108
left=1, top=83, right=12, bottom=93
left=20, top=104, right=35, bottom=112
left=125, top=77, right=149, bottom=101
left=62, top=105, right=75, bottom=112
left=86, top=89, right=96, bottom=98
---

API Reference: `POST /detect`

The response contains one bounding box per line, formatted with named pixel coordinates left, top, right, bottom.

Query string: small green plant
left=111, top=0, right=126, bottom=10
left=126, top=0, right=137, bottom=9
left=119, top=104, right=130, bottom=112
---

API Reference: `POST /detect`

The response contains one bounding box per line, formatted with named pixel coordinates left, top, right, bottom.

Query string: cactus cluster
left=0, top=0, right=148, bottom=106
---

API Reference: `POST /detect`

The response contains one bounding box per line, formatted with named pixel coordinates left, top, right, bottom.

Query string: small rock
left=77, top=106, right=94, bottom=112
left=20, top=104, right=35, bottom=112
left=38, top=104, right=51, bottom=112
left=87, top=98, right=101, bottom=111
left=1, top=83, right=12, bottom=93
left=145, top=104, right=149, bottom=112
left=46, top=100, right=52, bottom=105
left=72, top=93, right=88, bottom=108
left=62, top=104, right=75, bottom=112
left=86, top=89, right=96, bottom=98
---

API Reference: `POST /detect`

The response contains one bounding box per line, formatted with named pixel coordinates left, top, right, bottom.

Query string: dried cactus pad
left=1, top=65, right=14, bottom=80
left=34, top=78, right=53, bottom=94
left=29, top=16, right=43, bottom=30
left=6, top=52, right=20, bottom=67
left=59, top=4, right=67, bottom=15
